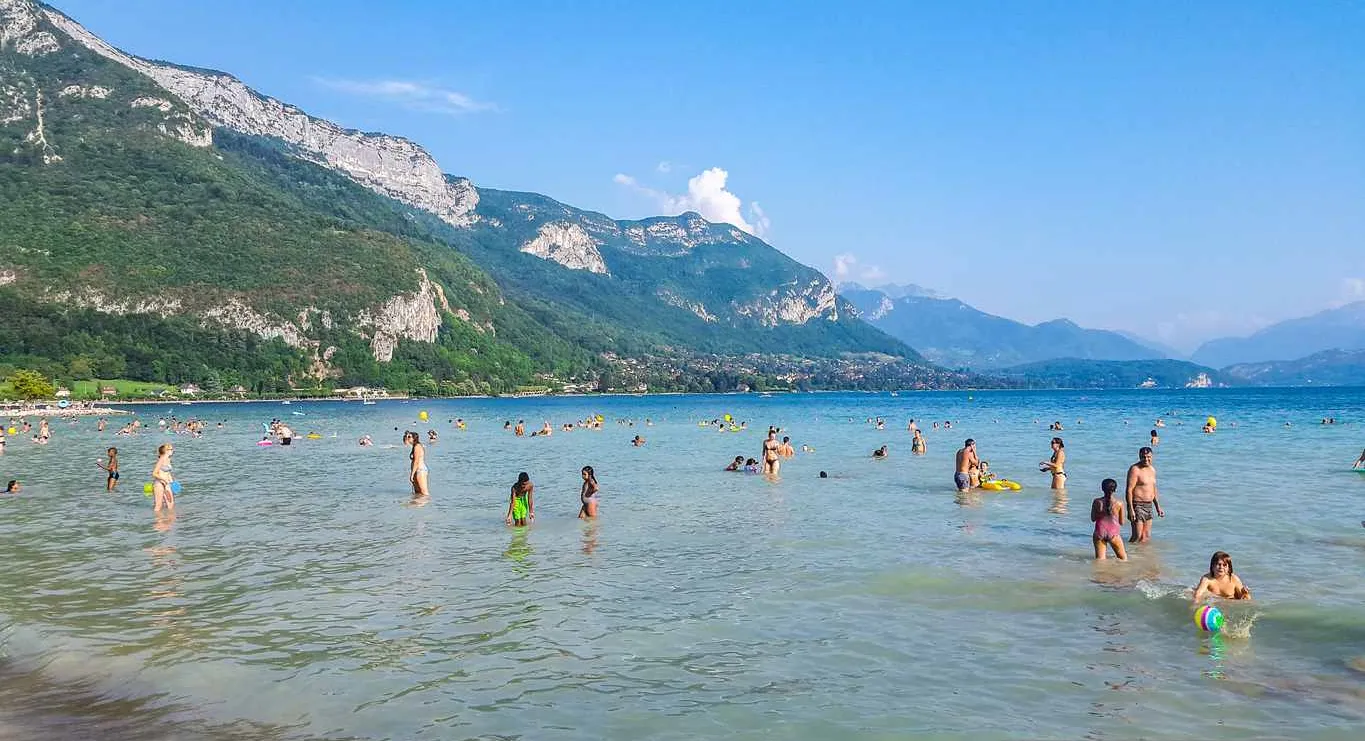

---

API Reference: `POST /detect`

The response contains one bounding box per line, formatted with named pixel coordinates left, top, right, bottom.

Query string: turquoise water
left=2, top=389, right=1364, bottom=739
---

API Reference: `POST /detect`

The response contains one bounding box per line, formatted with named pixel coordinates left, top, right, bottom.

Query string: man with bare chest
left=1125, top=446, right=1164, bottom=543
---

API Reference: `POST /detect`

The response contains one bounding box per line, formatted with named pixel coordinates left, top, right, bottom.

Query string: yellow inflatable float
left=981, top=479, right=1023, bottom=491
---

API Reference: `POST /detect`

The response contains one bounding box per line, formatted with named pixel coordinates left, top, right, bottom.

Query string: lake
left=2, top=388, right=1364, bottom=739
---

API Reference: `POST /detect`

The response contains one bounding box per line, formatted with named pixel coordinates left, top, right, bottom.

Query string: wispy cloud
left=313, top=78, right=497, bottom=115
left=614, top=166, right=769, bottom=237
left=656, top=160, right=673, bottom=174
left=830, top=253, right=884, bottom=283
left=1339, top=277, right=1365, bottom=305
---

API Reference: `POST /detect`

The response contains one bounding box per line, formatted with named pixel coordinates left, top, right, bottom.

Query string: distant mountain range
left=1223, top=348, right=1365, bottom=387
left=1192, top=301, right=1365, bottom=368
left=839, top=283, right=1166, bottom=369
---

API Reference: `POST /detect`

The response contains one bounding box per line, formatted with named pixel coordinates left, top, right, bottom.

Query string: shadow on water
left=0, top=657, right=326, bottom=741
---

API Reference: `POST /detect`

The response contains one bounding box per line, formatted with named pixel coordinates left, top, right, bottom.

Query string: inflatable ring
left=980, top=481, right=1006, bottom=491
left=1000, top=480, right=1022, bottom=490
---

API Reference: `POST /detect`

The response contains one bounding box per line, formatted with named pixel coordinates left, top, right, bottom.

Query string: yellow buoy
left=418, top=411, right=429, bottom=422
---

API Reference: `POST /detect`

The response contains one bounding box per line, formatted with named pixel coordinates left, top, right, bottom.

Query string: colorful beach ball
left=1194, top=605, right=1225, bottom=633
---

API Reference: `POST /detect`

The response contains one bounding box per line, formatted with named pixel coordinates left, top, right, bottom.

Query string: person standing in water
left=1192, top=551, right=1251, bottom=603
left=1125, top=446, right=1162, bottom=543
left=1040, top=437, right=1066, bottom=490
left=97, top=446, right=120, bottom=492
left=506, top=472, right=534, bottom=526
left=578, top=466, right=599, bottom=519
left=1353, top=449, right=1365, bottom=470
left=911, top=428, right=926, bottom=455
left=404, top=431, right=429, bottom=498
left=1090, top=478, right=1127, bottom=560
left=761, top=428, right=781, bottom=476
left=955, top=439, right=979, bottom=492
left=151, top=443, right=175, bottom=513
left=1150, top=429, right=1160, bottom=447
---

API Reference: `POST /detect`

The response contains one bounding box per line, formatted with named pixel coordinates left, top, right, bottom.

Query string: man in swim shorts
left=1125, top=446, right=1163, bottom=543
left=955, top=439, right=978, bottom=492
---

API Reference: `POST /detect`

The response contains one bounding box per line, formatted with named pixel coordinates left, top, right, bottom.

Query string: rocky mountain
left=840, top=284, right=1164, bottom=369
left=1, top=0, right=936, bottom=393
left=1223, top=348, right=1365, bottom=387
left=1191, top=301, right=1365, bottom=368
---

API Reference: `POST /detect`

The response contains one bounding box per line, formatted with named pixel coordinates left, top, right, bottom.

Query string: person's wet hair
left=516, top=472, right=530, bottom=485
left=819, top=471, right=828, bottom=478
left=1210, top=551, right=1233, bottom=574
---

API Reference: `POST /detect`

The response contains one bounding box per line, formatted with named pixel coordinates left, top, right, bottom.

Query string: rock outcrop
left=733, top=279, right=839, bottom=326
left=40, top=5, right=479, bottom=227
left=521, top=222, right=609, bottom=274
left=0, top=0, right=56, bottom=56
left=355, top=270, right=450, bottom=361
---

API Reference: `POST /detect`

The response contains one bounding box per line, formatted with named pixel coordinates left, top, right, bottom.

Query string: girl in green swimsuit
left=506, top=472, right=534, bottom=527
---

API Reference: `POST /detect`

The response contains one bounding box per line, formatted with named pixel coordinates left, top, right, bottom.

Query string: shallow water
left=2, top=389, right=1364, bottom=739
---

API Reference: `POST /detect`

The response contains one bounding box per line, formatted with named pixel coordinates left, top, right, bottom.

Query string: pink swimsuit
left=1092, top=495, right=1121, bottom=540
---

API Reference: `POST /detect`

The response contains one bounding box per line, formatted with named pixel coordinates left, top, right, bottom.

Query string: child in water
left=1192, top=551, right=1251, bottom=603
left=578, top=466, right=599, bottom=519
left=506, top=472, right=534, bottom=526
left=97, top=447, right=119, bottom=492
left=1090, top=478, right=1127, bottom=560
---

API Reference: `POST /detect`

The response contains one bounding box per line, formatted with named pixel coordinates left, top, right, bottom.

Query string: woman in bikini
left=1040, top=437, right=1067, bottom=490
left=151, top=443, right=175, bottom=513
left=1192, top=551, right=1251, bottom=603
left=578, top=466, right=599, bottom=519
left=1090, top=478, right=1126, bottom=560
left=405, top=431, right=429, bottom=498
left=506, top=472, right=534, bottom=526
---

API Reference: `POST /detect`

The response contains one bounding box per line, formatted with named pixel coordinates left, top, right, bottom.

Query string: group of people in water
left=8, top=406, right=1362, bottom=610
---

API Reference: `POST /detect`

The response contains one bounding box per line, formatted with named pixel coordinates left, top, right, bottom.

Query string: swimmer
left=1352, top=449, right=1365, bottom=470
left=1090, top=478, right=1127, bottom=561
left=801, top=444, right=815, bottom=453
left=1125, top=446, right=1163, bottom=543
left=1150, top=429, right=1160, bottom=447
left=404, top=430, right=429, bottom=497
left=761, top=428, right=781, bottom=475
left=725, top=455, right=744, bottom=472
left=456, top=418, right=466, bottom=430
left=506, top=471, right=534, bottom=526
left=1192, top=551, right=1251, bottom=603
left=1039, top=437, right=1066, bottom=490
left=4, top=480, right=19, bottom=493
left=428, top=429, right=439, bottom=443
left=577, top=465, right=598, bottom=519
left=779, top=436, right=795, bottom=457
left=631, top=435, right=645, bottom=447
left=358, top=435, right=373, bottom=447
left=955, top=439, right=979, bottom=493
left=872, top=445, right=888, bottom=459
left=97, top=417, right=106, bottom=432
left=819, top=471, right=828, bottom=478
left=97, top=446, right=120, bottom=492
left=151, top=443, right=175, bottom=513
left=514, top=420, right=525, bottom=437
left=744, top=458, right=759, bottom=473
left=911, top=428, right=926, bottom=455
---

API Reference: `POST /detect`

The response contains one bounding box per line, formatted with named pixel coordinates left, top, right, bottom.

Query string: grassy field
left=0, top=378, right=175, bottom=401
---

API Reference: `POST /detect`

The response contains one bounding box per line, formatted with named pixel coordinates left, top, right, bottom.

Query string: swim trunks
left=108, top=471, right=119, bottom=481
left=954, top=472, right=970, bottom=490
left=1132, top=500, right=1154, bottom=522
left=512, top=494, right=529, bottom=520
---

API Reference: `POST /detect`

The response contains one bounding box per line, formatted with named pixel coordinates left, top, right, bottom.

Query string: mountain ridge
left=1191, top=301, right=1365, bottom=367
left=840, top=284, right=1164, bottom=369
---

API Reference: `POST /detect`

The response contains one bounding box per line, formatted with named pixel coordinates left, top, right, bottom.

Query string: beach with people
left=1, top=387, right=1364, bottom=738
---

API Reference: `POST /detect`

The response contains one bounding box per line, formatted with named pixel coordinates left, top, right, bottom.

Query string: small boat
left=281, top=400, right=292, bottom=405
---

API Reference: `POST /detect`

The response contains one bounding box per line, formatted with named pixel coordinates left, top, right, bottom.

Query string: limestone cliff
left=38, top=3, right=479, bottom=227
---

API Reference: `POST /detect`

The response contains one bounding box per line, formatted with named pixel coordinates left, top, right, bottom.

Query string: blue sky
left=52, top=0, right=1364, bottom=351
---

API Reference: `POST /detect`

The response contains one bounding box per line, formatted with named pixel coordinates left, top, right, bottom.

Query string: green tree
left=8, top=369, right=55, bottom=400
left=67, top=356, right=95, bottom=381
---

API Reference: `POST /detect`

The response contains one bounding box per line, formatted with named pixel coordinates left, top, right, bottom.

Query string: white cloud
left=313, top=78, right=496, bottom=115
left=830, top=253, right=884, bottom=283
left=614, top=166, right=768, bottom=237
left=1340, top=277, right=1365, bottom=304
left=833, top=253, right=858, bottom=279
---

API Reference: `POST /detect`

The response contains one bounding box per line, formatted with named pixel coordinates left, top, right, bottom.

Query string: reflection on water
left=1050, top=489, right=1069, bottom=515
left=1, top=389, right=1365, bottom=739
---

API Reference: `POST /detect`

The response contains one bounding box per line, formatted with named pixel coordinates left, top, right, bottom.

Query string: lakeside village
left=0, top=352, right=968, bottom=412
